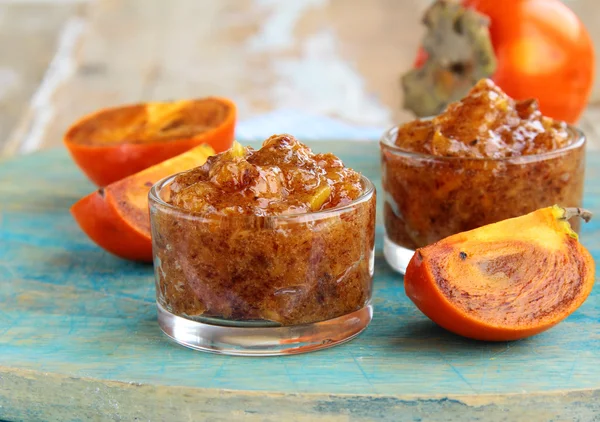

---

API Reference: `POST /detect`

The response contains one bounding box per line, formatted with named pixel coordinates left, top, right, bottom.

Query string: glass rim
left=149, top=172, right=376, bottom=222
left=379, top=122, right=586, bottom=163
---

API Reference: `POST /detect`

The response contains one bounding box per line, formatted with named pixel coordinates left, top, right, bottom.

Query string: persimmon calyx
left=560, top=206, right=593, bottom=223
left=553, top=205, right=592, bottom=240
left=401, top=0, right=496, bottom=117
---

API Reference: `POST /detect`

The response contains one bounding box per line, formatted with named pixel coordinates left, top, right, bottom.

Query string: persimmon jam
left=381, top=79, right=585, bottom=250
left=149, top=135, right=376, bottom=326
left=395, top=79, right=573, bottom=158
left=168, top=134, right=364, bottom=216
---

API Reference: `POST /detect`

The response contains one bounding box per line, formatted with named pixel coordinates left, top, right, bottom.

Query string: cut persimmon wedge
left=405, top=205, right=595, bottom=341
left=71, top=144, right=215, bottom=262
left=64, top=97, right=235, bottom=186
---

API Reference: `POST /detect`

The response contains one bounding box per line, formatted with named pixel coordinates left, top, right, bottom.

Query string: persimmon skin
left=412, top=0, right=594, bottom=124
left=404, top=206, right=595, bottom=341
left=64, top=97, right=236, bottom=187
left=71, top=144, right=215, bottom=262
left=66, top=138, right=223, bottom=188
left=71, top=190, right=153, bottom=262
left=462, top=0, right=594, bottom=124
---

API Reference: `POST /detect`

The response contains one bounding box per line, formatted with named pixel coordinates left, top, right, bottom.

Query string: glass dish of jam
left=149, top=135, right=376, bottom=355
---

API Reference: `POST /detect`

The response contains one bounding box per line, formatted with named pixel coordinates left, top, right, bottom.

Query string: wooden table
left=1, top=141, right=599, bottom=421
left=2, top=1, right=600, bottom=420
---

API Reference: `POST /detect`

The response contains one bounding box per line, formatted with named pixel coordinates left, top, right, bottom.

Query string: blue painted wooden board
left=1, top=143, right=599, bottom=421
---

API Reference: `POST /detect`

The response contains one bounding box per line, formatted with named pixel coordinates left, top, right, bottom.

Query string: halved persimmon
left=64, top=97, right=235, bottom=186
left=71, top=144, right=215, bottom=262
left=405, top=205, right=595, bottom=341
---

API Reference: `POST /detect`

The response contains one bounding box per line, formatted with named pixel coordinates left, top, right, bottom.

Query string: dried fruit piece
left=64, top=97, right=235, bottom=186
left=404, top=205, right=595, bottom=341
left=401, top=0, right=496, bottom=117
left=71, top=144, right=214, bottom=262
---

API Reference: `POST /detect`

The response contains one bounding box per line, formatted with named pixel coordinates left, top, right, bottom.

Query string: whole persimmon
left=406, top=0, right=594, bottom=124
left=464, top=0, right=595, bottom=123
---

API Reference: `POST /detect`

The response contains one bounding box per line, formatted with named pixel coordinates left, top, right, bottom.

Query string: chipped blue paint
left=0, top=144, right=599, bottom=420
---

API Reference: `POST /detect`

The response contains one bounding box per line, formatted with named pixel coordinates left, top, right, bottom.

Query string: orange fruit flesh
left=405, top=206, right=595, bottom=341
left=71, top=144, right=215, bottom=261
left=107, top=143, right=215, bottom=234
left=66, top=98, right=233, bottom=146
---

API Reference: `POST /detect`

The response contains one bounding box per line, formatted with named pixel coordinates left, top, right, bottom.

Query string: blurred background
left=1, top=0, right=598, bottom=156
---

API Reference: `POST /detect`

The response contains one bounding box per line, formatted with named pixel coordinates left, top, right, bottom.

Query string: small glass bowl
left=380, top=124, right=586, bottom=274
left=149, top=174, right=376, bottom=356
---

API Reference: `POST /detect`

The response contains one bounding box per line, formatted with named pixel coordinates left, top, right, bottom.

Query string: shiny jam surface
left=383, top=79, right=584, bottom=250
left=169, top=134, right=364, bottom=216
left=395, top=79, right=572, bottom=158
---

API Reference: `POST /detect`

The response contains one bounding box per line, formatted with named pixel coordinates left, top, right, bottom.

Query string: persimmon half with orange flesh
left=404, top=205, right=595, bottom=341
left=64, top=97, right=235, bottom=186
left=71, top=144, right=215, bottom=262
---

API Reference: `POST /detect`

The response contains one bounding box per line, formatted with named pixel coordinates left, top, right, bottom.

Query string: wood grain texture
left=6, top=0, right=599, bottom=157
left=4, top=0, right=424, bottom=154
left=0, top=1, right=84, bottom=147
left=0, top=142, right=599, bottom=420
left=2, top=368, right=600, bottom=422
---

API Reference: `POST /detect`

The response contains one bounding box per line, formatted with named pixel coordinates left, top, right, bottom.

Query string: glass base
left=383, top=235, right=415, bottom=275
left=157, top=302, right=373, bottom=356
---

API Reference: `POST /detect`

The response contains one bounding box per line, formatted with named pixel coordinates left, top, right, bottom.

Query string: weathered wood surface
left=0, top=0, right=84, bottom=147
left=3, top=0, right=600, bottom=156
left=0, top=142, right=599, bottom=421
